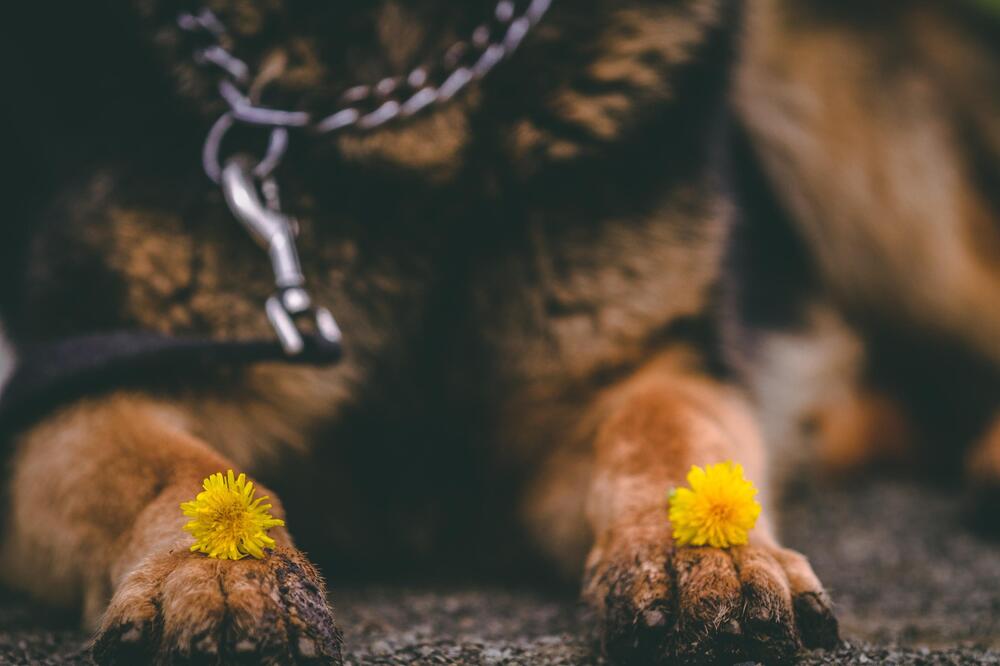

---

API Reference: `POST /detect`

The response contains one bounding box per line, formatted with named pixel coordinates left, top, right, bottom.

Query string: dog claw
left=119, top=624, right=143, bottom=643
left=720, top=619, right=743, bottom=636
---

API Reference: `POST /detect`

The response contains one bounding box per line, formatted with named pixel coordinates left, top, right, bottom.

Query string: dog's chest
left=22, top=166, right=726, bottom=468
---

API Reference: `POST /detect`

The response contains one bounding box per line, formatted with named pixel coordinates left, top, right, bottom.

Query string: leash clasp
left=220, top=156, right=341, bottom=356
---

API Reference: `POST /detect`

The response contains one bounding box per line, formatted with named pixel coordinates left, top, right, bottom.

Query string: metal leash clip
left=220, top=155, right=341, bottom=356
left=180, top=0, right=556, bottom=359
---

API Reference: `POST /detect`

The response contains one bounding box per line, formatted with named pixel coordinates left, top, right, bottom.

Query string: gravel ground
left=2, top=475, right=999, bottom=665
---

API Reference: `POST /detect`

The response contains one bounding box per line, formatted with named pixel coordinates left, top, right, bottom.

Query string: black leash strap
left=0, top=331, right=341, bottom=434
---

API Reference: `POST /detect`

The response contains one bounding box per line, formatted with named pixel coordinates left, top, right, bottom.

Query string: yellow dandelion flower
left=668, top=461, right=762, bottom=549
left=180, top=470, right=285, bottom=560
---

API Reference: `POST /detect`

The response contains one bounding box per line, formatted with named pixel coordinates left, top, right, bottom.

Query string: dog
left=731, top=0, right=1000, bottom=519
left=11, top=0, right=994, bottom=663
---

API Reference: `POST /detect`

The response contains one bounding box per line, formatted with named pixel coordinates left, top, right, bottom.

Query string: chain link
left=177, top=1, right=552, bottom=357
left=179, top=0, right=553, bottom=181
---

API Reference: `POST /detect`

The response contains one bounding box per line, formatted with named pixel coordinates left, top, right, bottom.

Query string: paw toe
left=732, top=547, right=800, bottom=663
left=794, top=591, right=840, bottom=649
left=271, top=550, right=343, bottom=662
left=92, top=619, right=157, bottom=666
left=671, top=548, right=743, bottom=664
left=586, top=541, right=674, bottom=664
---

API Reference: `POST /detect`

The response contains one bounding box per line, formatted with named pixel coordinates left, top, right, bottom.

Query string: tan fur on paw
left=584, top=535, right=838, bottom=665
left=91, top=546, right=342, bottom=665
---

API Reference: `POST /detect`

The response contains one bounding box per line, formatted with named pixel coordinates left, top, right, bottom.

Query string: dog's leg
left=810, top=388, right=914, bottom=475
left=965, top=413, right=1000, bottom=532
left=0, top=393, right=342, bottom=665
left=528, top=352, right=838, bottom=664
left=583, top=356, right=839, bottom=663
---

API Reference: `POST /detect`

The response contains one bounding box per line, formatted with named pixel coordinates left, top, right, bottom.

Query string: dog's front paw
left=584, top=530, right=838, bottom=665
left=965, top=417, right=1000, bottom=534
left=92, top=546, right=343, bottom=665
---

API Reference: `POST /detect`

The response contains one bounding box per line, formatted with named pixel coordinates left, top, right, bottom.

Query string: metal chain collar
left=177, top=0, right=553, bottom=357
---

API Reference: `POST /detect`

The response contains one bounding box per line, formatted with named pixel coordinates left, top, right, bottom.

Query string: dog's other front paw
left=584, top=529, right=838, bottom=665
left=92, top=546, right=343, bottom=665
left=965, top=415, right=1000, bottom=535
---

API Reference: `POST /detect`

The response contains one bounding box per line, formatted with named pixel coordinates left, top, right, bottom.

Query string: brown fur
left=737, top=0, right=1000, bottom=490
left=739, top=0, right=1000, bottom=361
left=0, top=1, right=848, bottom=663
